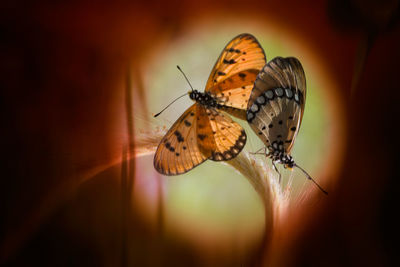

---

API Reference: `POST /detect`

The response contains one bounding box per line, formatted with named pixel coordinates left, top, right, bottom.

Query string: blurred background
left=1, top=0, right=399, bottom=266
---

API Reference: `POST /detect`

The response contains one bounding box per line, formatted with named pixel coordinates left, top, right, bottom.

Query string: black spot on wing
left=223, top=59, right=236, bottom=64
left=174, top=130, right=184, bottom=142
left=197, top=134, right=207, bottom=140
left=226, top=48, right=241, bottom=53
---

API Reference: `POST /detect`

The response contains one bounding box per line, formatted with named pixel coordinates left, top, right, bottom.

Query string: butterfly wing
left=246, top=57, right=306, bottom=153
left=154, top=103, right=247, bottom=175
left=196, top=105, right=247, bottom=161
left=154, top=104, right=208, bottom=175
left=205, top=33, right=266, bottom=119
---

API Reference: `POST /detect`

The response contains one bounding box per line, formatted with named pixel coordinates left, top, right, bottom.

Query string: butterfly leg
left=250, top=146, right=267, bottom=156
left=272, top=160, right=282, bottom=183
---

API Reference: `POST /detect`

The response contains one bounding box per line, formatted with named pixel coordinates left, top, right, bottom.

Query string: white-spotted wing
left=246, top=57, right=328, bottom=194
left=247, top=57, right=306, bottom=153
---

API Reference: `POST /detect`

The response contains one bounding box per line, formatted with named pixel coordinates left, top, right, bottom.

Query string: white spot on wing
left=256, top=95, right=266, bottom=104
left=265, top=90, right=274, bottom=99
left=250, top=103, right=259, bottom=112
left=275, top=88, right=284, bottom=96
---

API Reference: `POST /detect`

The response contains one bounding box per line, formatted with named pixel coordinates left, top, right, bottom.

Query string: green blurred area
left=136, top=21, right=329, bottom=244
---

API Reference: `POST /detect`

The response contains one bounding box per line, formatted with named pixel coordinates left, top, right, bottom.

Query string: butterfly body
left=189, top=90, right=220, bottom=108
left=154, top=33, right=266, bottom=175
left=268, top=140, right=295, bottom=168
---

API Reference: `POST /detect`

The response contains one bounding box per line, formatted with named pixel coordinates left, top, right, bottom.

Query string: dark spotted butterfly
left=154, top=33, right=266, bottom=175
left=246, top=57, right=328, bottom=194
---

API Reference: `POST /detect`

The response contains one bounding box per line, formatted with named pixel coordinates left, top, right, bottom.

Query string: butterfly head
left=282, top=154, right=295, bottom=169
left=189, top=90, right=200, bottom=101
left=189, top=90, right=219, bottom=108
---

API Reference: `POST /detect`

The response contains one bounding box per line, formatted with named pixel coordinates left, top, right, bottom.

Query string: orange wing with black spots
left=196, top=105, right=247, bottom=161
left=154, top=103, right=247, bottom=175
left=194, top=104, right=216, bottom=156
left=154, top=104, right=208, bottom=175
left=205, top=33, right=266, bottom=118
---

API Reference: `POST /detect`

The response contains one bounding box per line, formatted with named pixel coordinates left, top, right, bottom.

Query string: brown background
left=1, top=0, right=399, bottom=266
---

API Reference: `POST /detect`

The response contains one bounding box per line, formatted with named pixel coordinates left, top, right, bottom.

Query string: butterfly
left=154, top=33, right=266, bottom=175
left=246, top=57, right=328, bottom=194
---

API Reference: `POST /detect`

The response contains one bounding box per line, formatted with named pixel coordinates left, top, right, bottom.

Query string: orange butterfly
left=154, top=33, right=266, bottom=175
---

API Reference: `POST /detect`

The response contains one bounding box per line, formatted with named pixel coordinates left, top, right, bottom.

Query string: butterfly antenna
left=153, top=92, right=188, bottom=117
left=294, top=163, right=328, bottom=195
left=177, top=65, right=194, bottom=92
